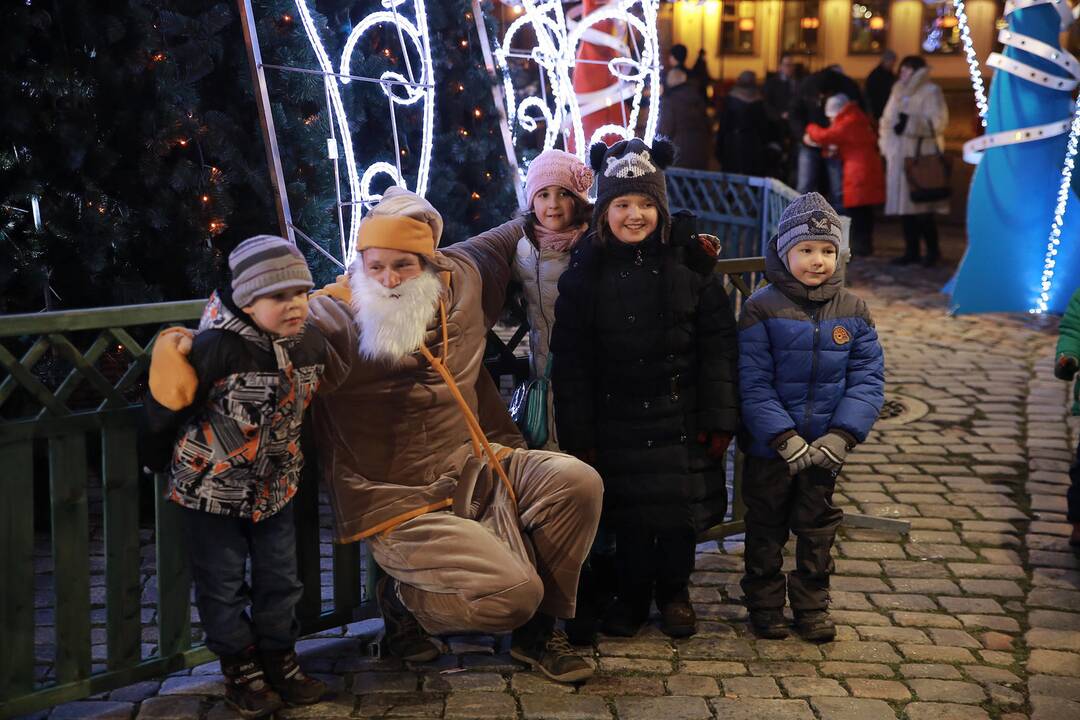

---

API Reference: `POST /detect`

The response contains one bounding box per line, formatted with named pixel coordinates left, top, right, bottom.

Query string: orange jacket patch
left=832, top=326, right=851, bottom=345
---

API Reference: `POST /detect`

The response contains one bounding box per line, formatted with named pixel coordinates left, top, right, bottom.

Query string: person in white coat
left=879, top=56, right=949, bottom=267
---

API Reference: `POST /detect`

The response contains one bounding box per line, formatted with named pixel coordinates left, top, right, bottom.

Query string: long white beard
left=349, top=268, right=443, bottom=364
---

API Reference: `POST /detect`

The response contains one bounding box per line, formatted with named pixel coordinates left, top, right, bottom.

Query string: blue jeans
left=796, top=144, right=844, bottom=213
left=182, top=502, right=303, bottom=657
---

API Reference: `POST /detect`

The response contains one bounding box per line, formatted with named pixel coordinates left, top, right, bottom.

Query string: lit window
left=922, top=0, right=962, bottom=54
left=781, top=1, right=821, bottom=55
left=849, top=1, right=889, bottom=54
left=720, top=1, right=755, bottom=55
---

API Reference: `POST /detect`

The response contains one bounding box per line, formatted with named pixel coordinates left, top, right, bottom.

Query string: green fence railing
left=0, top=300, right=374, bottom=718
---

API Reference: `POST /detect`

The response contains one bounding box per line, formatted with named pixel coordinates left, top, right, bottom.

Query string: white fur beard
left=349, top=268, right=443, bottom=364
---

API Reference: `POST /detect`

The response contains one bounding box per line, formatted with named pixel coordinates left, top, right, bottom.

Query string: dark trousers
left=1068, top=437, right=1080, bottom=523
left=182, top=502, right=303, bottom=657
left=740, top=456, right=843, bottom=611
left=847, top=206, right=876, bottom=257
left=900, top=213, right=939, bottom=261
left=614, top=528, right=696, bottom=609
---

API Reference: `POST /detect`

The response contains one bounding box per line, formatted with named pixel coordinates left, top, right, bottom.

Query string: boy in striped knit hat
left=142, top=235, right=329, bottom=718
left=737, top=192, right=884, bottom=643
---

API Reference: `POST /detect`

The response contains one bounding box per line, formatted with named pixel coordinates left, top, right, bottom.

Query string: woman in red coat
left=804, top=94, right=885, bottom=257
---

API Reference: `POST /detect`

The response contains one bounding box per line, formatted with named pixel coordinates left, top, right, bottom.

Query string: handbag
left=904, top=124, right=951, bottom=203
left=509, top=355, right=551, bottom=449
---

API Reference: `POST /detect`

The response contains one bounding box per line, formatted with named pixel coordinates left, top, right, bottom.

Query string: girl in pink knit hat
left=511, top=149, right=595, bottom=451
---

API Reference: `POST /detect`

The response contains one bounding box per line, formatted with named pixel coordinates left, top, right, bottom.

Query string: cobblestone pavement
left=28, top=237, right=1080, bottom=719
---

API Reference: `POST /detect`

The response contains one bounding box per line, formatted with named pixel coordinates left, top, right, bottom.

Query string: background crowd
left=657, top=45, right=949, bottom=268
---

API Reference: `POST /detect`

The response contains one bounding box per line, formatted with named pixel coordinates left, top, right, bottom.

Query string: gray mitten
left=773, top=433, right=813, bottom=476
left=810, top=431, right=854, bottom=472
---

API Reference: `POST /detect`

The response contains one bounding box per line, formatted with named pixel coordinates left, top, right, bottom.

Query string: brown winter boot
left=376, top=574, right=441, bottom=662
left=1070, top=523, right=1080, bottom=548
left=794, top=609, right=836, bottom=643
left=261, top=648, right=328, bottom=705
left=220, top=647, right=284, bottom=719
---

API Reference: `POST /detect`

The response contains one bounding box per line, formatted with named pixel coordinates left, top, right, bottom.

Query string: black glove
left=894, top=112, right=909, bottom=136
left=1056, top=354, right=1079, bottom=381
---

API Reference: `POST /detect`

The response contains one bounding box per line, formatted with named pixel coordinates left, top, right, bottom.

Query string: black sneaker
left=261, top=648, right=329, bottom=705
left=890, top=254, right=919, bottom=266
left=748, top=609, right=790, bottom=639
left=376, top=575, right=441, bottom=662
left=511, top=627, right=594, bottom=683
left=220, top=647, right=284, bottom=719
left=794, top=609, right=836, bottom=642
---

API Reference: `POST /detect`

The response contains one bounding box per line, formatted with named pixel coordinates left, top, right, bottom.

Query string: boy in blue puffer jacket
left=738, top=192, right=885, bottom=642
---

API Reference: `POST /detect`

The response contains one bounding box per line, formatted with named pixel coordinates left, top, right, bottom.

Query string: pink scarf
left=533, top=222, right=588, bottom=253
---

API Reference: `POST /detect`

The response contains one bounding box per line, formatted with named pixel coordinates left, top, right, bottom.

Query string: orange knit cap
left=356, top=215, right=436, bottom=258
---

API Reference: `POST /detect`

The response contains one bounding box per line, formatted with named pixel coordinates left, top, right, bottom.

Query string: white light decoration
left=1034, top=96, right=1080, bottom=314
left=293, top=0, right=435, bottom=266
left=957, top=1, right=1079, bottom=164
left=953, top=0, right=989, bottom=126
left=486, top=0, right=661, bottom=187
left=951, top=0, right=1080, bottom=313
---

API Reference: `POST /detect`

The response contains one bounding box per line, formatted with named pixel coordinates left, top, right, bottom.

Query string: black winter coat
left=551, top=223, right=739, bottom=534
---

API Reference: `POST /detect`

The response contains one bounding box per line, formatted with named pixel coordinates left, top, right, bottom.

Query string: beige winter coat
left=512, top=231, right=570, bottom=450
left=307, top=218, right=528, bottom=543
left=879, top=67, right=949, bottom=216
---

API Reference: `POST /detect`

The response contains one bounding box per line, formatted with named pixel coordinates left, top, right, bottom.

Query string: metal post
left=236, top=0, right=295, bottom=243
left=471, top=0, right=527, bottom=208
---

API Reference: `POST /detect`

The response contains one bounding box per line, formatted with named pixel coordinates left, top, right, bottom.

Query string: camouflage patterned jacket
left=143, top=290, right=328, bottom=521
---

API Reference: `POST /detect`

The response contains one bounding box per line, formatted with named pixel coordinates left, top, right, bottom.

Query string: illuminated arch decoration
left=949, top=0, right=1080, bottom=314
left=484, top=0, right=661, bottom=187
left=287, top=0, right=435, bottom=267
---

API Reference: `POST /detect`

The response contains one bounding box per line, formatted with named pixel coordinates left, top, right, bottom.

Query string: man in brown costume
left=152, top=187, right=602, bottom=683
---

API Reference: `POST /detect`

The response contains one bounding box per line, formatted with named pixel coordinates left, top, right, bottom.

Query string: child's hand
left=773, top=434, right=812, bottom=476
left=697, top=431, right=731, bottom=460
left=697, top=234, right=721, bottom=257
left=809, top=432, right=852, bottom=473
left=1055, top=354, right=1079, bottom=381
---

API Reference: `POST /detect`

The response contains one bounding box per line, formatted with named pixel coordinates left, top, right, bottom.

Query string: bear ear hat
left=650, top=137, right=676, bottom=170
left=589, top=141, right=609, bottom=173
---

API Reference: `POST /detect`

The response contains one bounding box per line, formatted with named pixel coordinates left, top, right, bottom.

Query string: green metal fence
left=0, top=301, right=373, bottom=718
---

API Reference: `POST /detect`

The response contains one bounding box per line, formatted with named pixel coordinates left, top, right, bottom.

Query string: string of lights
left=488, top=0, right=661, bottom=190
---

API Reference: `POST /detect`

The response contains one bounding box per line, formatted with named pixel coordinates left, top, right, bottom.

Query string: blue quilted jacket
left=738, top=238, right=885, bottom=459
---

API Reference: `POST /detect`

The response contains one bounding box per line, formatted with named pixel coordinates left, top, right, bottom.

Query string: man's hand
left=1056, top=354, right=1079, bottom=381
left=149, top=327, right=198, bottom=411
left=773, top=434, right=813, bottom=476
left=809, top=432, right=852, bottom=473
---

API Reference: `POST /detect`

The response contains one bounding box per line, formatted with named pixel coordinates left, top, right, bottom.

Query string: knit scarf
left=533, top=222, right=587, bottom=253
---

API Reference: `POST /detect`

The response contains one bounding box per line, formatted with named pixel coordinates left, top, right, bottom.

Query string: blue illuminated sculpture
left=950, top=0, right=1080, bottom=314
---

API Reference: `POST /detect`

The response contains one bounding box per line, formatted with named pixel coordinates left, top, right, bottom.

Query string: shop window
left=921, top=0, right=962, bottom=54
left=720, top=1, right=755, bottom=55
left=781, top=1, right=821, bottom=55
left=849, top=1, right=889, bottom=54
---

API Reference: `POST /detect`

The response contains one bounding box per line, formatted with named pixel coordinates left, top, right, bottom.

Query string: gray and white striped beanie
left=776, top=192, right=843, bottom=271
left=229, top=235, right=313, bottom=307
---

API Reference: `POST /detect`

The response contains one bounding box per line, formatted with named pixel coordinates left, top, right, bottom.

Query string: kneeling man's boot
left=220, top=647, right=284, bottom=719
left=376, top=575, right=441, bottom=662
left=511, top=613, right=594, bottom=684
left=794, top=609, right=836, bottom=643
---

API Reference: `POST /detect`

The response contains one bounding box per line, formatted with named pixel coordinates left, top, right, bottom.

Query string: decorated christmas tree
left=0, top=0, right=517, bottom=313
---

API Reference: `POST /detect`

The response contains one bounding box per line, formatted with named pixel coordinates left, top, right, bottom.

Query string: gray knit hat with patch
left=776, top=192, right=843, bottom=271
left=229, top=235, right=313, bottom=307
